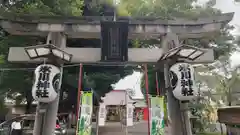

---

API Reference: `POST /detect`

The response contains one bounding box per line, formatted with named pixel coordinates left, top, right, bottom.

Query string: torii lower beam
left=8, top=47, right=214, bottom=64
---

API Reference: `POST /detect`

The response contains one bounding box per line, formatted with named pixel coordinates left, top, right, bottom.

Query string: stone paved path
left=68, top=121, right=171, bottom=135
left=98, top=121, right=147, bottom=135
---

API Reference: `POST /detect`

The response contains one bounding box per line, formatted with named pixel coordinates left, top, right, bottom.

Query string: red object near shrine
left=143, top=107, right=149, bottom=121
left=56, top=124, right=60, bottom=129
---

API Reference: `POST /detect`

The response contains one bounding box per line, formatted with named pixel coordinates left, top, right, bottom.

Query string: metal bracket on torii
left=157, top=32, right=206, bottom=65
left=23, top=32, right=71, bottom=66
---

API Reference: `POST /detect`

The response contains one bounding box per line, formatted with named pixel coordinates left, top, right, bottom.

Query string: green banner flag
left=77, top=91, right=93, bottom=135
left=150, top=96, right=165, bottom=135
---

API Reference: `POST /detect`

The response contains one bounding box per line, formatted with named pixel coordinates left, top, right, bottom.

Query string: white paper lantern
left=170, top=63, right=197, bottom=101
left=32, top=64, right=61, bottom=103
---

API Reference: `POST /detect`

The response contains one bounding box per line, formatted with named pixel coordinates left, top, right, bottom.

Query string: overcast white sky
left=115, top=0, right=240, bottom=99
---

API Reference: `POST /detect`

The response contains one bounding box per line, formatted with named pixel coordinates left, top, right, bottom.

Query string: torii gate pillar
left=162, top=33, right=192, bottom=135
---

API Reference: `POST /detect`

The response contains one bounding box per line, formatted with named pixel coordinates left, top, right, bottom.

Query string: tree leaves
left=195, top=55, right=240, bottom=106
left=1, top=0, right=84, bottom=16
left=0, top=0, right=137, bottom=109
left=0, top=0, right=85, bottom=109
left=120, top=0, right=236, bottom=97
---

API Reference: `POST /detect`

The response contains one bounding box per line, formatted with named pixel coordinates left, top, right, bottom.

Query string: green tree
left=0, top=56, right=7, bottom=115
left=63, top=65, right=133, bottom=106
left=0, top=0, right=84, bottom=16
left=0, top=35, right=42, bottom=113
left=194, top=54, right=240, bottom=134
left=195, top=55, right=240, bottom=106
left=115, top=0, right=236, bottom=96
left=189, top=81, right=217, bottom=133
left=0, top=0, right=133, bottom=112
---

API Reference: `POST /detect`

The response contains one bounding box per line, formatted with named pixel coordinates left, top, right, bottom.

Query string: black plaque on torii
left=100, top=20, right=129, bottom=62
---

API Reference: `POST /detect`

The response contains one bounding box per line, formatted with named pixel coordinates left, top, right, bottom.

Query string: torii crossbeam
left=0, top=12, right=234, bottom=64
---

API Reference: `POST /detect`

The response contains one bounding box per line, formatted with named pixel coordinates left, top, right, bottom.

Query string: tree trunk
left=226, top=89, right=232, bottom=135
left=25, top=90, right=33, bottom=114
left=220, top=123, right=223, bottom=135
left=25, top=100, right=32, bottom=114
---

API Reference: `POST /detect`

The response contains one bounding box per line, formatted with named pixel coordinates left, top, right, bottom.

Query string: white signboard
left=126, top=103, right=134, bottom=126
left=98, top=103, right=106, bottom=126
left=170, top=63, right=197, bottom=101
left=32, top=64, right=60, bottom=103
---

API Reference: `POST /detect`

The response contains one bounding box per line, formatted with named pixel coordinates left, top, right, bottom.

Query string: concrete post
left=125, top=91, right=128, bottom=135
left=96, top=106, right=99, bottom=135
left=33, top=32, right=65, bottom=135
left=42, top=91, right=61, bottom=135
left=162, top=33, right=192, bottom=135
left=181, top=103, right=193, bottom=135
left=164, top=63, right=184, bottom=135
left=42, top=33, right=65, bottom=135
left=33, top=103, right=47, bottom=135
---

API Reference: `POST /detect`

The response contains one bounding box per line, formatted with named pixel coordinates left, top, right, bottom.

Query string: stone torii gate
left=0, top=12, right=234, bottom=135
left=1, top=13, right=233, bottom=64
